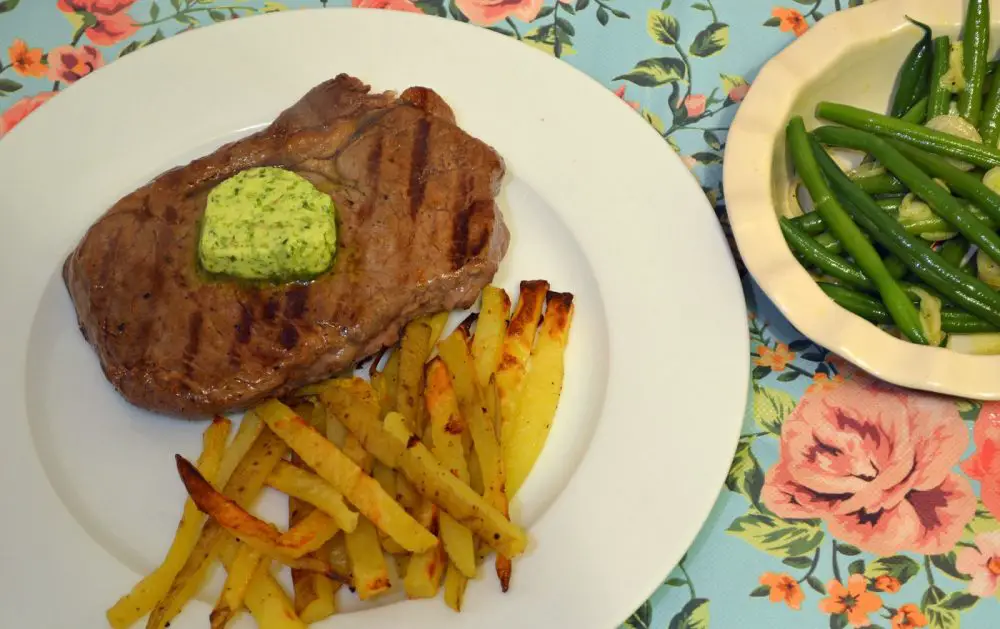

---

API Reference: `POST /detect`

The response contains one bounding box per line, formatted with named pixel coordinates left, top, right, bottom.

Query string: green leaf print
left=848, top=559, right=865, bottom=575
left=782, top=556, right=813, bottom=569
left=726, top=511, right=824, bottom=558
left=830, top=613, right=848, bottom=629
left=668, top=598, right=709, bottom=629
left=864, top=556, right=921, bottom=585
left=921, top=586, right=959, bottom=629
left=0, top=78, right=23, bottom=95
left=0, top=0, right=19, bottom=14
left=930, top=552, right=972, bottom=582
left=689, top=23, right=729, bottom=57
left=623, top=600, right=652, bottom=629
left=935, top=592, right=979, bottom=611
left=647, top=10, right=680, bottom=46
left=613, top=57, right=686, bottom=87
left=753, top=385, right=796, bottom=436
left=725, top=436, right=764, bottom=507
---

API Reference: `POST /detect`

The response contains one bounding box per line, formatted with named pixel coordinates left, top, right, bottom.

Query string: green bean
left=792, top=197, right=901, bottom=235
left=958, top=0, right=991, bottom=125
left=819, top=282, right=997, bottom=332
left=854, top=172, right=906, bottom=195
left=780, top=218, right=873, bottom=290
left=811, top=136, right=1000, bottom=327
left=789, top=118, right=926, bottom=343
left=981, top=78, right=1000, bottom=148
left=939, top=236, right=972, bottom=275
left=890, top=20, right=933, bottom=118
left=815, top=101, right=1000, bottom=168
left=885, top=139, right=1000, bottom=224
left=812, top=125, right=1000, bottom=265
left=900, top=97, right=929, bottom=124
left=928, top=36, right=953, bottom=120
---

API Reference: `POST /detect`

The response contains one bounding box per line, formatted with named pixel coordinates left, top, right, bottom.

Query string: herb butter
left=198, top=167, right=336, bottom=281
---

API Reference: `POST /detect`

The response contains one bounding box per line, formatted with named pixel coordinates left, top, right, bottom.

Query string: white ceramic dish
left=0, top=8, right=748, bottom=629
left=727, top=0, right=1000, bottom=400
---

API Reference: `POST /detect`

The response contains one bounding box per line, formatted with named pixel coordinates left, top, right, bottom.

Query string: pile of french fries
left=106, top=281, right=574, bottom=629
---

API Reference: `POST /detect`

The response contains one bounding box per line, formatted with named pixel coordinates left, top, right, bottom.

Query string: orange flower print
left=47, top=45, right=104, bottom=84
left=754, top=342, right=796, bottom=371
left=684, top=94, right=707, bottom=118
left=773, top=7, right=809, bottom=37
left=892, top=603, right=928, bottom=629
left=760, top=572, right=805, bottom=610
left=873, top=575, right=901, bottom=593
left=806, top=372, right=844, bottom=394
left=352, top=0, right=422, bottom=13
left=8, top=39, right=47, bottom=78
left=57, top=0, right=139, bottom=46
left=819, top=574, right=882, bottom=627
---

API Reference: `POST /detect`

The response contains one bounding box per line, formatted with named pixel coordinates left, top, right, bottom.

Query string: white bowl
left=726, top=0, right=1000, bottom=400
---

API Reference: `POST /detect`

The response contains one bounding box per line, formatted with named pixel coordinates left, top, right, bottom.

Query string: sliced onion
left=909, top=286, right=944, bottom=346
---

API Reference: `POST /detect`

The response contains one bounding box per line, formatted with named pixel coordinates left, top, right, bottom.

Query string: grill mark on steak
left=235, top=302, right=253, bottom=344
left=263, top=297, right=280, bottom=321
left=284, top=285, right=309, bottom=319
left=279, top=323, right=299, bottom=350
left=362, top=137, right=384, bottom=221
left=451, top=176, right=473, bottom=269
left=184, top=311, right=203, bottom=376
left=408, top=117, right=430, bottom=217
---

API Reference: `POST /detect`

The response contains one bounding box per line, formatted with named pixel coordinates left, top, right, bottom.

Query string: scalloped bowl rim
left=725, top=0, right=1000, bottom=400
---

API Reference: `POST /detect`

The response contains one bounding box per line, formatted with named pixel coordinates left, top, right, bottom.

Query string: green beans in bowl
left=726, top=0, right=1000, bottom=399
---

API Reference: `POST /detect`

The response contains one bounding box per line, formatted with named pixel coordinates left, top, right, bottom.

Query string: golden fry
left=106, top=417, right=231, bottom=629
left=396, top=320, right=432, bottom=433
left=219, top=540, right=307, bottom=629
left=267, top=461, right=359, bottom=533
left=405, top=541, right=446, bottom=599
left=257, top=400, right=438, bottom=553
left=215, top=410, right=264, bottom=487
left=472, top=285, right=511, bottom=387
left=438, top=332, right=514, bottom=589
left=505, top=292, right=574, bottom=498
left=210, top=543, right=262, bottom=629
left=422, top=312, right=451, bottom=347
left=496, top=280, right=549, bottom=452
left=387, top=411, right=526, bottom=558
left=443, top=563, right=469, bottom=612
left=382, top=350, right=401, bottom=414
left=426, top=359, right=477, bottom=578
left=345, top=517, right=392, bottom=600
left=290, top=497, right=338, bottom=624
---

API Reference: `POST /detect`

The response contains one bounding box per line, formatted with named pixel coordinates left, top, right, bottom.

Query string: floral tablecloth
left=2, top=1, right=999, bottom=628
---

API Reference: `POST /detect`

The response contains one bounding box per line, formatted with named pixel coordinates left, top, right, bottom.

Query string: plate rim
left=725, top=0, right=1000, bottom=401
left=0, top=8, right=749, bottom=627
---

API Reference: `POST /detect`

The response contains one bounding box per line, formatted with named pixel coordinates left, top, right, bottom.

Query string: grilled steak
left=63, top=75, right=509, bottom=418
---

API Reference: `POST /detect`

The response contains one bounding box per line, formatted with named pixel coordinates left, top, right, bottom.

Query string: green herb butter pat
left=199, top=167, right=336, bottom=281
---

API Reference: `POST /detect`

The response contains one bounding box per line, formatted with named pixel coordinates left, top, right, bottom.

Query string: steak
left=63, top=75, right=509, bottom=418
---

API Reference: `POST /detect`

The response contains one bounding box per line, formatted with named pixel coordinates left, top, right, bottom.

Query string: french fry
left=215, top=410, right=264, bottom=487
left=422, top=312, right=450, bottom=347
left=267, top=460, right=358, bottom=533
left=218, top=539, right=307, bottom=629
left=504, top=292, right=575, bottom=498
left=378, top=413, right=528, bottom=557
left=345, top=517, right=392, bottom=600
left=397, top=320, right=432, bottom=434
left=255, top=400, right=437, bottom=553
left=106, top=417, right=231, bottom=629
left=146, top=428, right=287, bottom=629
left=210, top=543, right=262, bottom=629
left=371, top=461, right=408, bottom=554
left=426, top=358, right=477, bottom=579
left=176, top=455, right=342, bottom=564
left=381, top=349, right=401, bottom=414
left=496, top=280, right=549, bottom=454
left=438, top=332, right=514, bottom=590
left=328, top=533, right=350, bottom=576
left=443, top=563, right=469, bottom=612
left=404, top=536, right=446, bottom=598
left=289, top=498, right=338, bottom=623
left=472, top=286, right=511, bottom=387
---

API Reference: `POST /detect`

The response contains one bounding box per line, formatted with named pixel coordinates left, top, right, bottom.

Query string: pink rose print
left=47, top=45, right=104, bottom=84
left=761, top=375, right=975, bottom=555
left=351, top=0, right=423, bottom=13
left=684, top=94, right=706, bottom=118
left=956, top=531, right=1000, bottom=597
left=454, top=0, right=543, bottom=26
left=962, top=402, right=1000, bottom=521
left=57, top=0, right=139, bottom=46
left=0, top=92, right=56, bottom=138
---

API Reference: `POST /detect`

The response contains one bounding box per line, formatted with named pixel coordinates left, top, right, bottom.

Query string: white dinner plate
left=0, top=9, right=747, bottom=629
